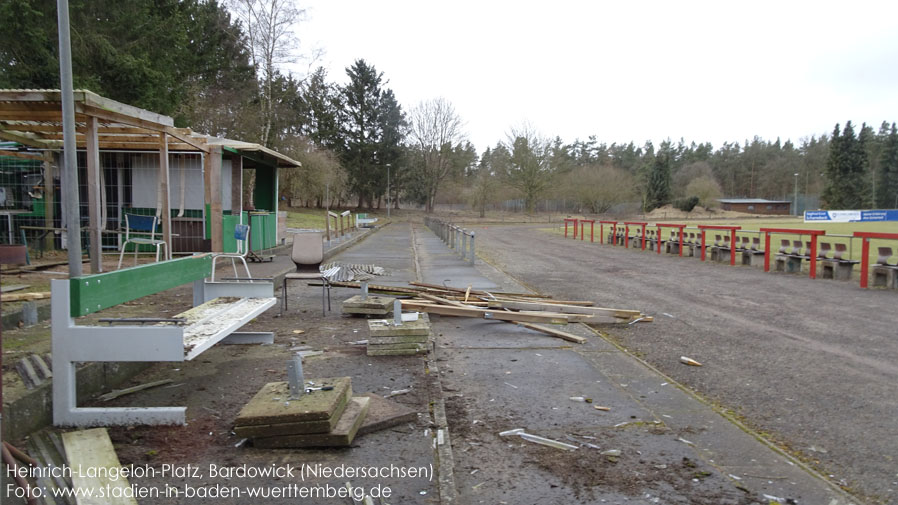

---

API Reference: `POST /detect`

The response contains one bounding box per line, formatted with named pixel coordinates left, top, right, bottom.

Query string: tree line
left=2, top=0, right=896, bottom=212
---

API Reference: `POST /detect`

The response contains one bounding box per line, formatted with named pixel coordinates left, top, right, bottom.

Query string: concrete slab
left=253, top=396, right=370, bottom=448
left=357, top=393, right=419, bottom=436
left=234, top=377, right=351, bottom=426
left=233, top=390, right=350, bottom=437
left=342, top=294, right=395, bottom=315
left=368, top=318, right=431, bottom=337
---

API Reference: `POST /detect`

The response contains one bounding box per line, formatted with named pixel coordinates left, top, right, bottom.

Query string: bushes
left=674, top=196, right=700, bottom=212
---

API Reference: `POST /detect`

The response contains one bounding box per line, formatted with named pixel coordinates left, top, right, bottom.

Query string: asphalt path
left=474, top=223, right=898, bottom=504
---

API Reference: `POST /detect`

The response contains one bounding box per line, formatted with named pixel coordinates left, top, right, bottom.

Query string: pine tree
left=645, top=143, right=672, bottom=211
left=875, top=123, right=898, bottom=208
left=823, top=122, right=870, bottom=209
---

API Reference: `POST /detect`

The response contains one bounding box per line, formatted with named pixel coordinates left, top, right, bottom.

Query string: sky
left=286, top=0, right=898, bottom=153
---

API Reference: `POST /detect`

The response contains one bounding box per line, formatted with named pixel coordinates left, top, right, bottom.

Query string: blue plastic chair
left=117, top=214, right=167, bottom=269
left=211, top=223, right=252, bottom=281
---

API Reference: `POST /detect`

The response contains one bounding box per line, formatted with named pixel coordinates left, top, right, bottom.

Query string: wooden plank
left=408, top=281, right=546, bottom=298
left=416, top=293, right=470, bottom=308
left=514, top=322, right=588, bottom=344
left=209, top=146, right=223, bottom=252
left=0, top=149, right=42, bottom=160
left=400, top=300, right=579, bottom=324
left=68, top=255, right=211, bottom=317
left=486, top=300, right=640, bottom=319
left=62, top=428, right=139, bottom=505
left=159, top=133, right=172, bottom=259
left=1, top=292, right=51, bottom=302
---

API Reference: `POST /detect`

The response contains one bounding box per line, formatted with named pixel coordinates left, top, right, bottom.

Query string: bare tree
left=229, top=0, right=304, bottom=146
left=408, top=98, right=465, bottom=213
left=505, top=123, right=553, bottom=213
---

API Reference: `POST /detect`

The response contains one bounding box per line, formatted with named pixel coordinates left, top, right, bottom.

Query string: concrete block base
left=253, top=396, right=370, bottom=448
left=342, top=295, right=396, bottom=316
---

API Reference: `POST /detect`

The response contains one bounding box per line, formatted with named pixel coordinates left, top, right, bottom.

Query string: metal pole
left=386, top=164, right=391, bottom=219
left=58, top=0, right=83, bottom=277
left=469, top=232, right=475, bottom=265
left=793, top=172, right=799, bottom=216
left=462, top=233, right=467, bottom=261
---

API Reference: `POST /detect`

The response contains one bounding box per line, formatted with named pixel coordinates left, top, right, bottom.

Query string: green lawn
left=285, top=208, right=328, bottom=230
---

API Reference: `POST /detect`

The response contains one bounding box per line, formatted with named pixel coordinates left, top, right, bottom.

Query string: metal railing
left=424, top=217, right=476, bottom=265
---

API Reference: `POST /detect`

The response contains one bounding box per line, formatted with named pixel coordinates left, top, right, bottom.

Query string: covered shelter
left=717, top=198, right=791, bottom=215
left=0, top=89, right=300, bottom=272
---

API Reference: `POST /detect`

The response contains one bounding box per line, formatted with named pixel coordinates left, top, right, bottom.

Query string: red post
left=730, top=229, right=737, bottom=266
left=641, top=224, right=646, bottom=250
left=764, top=231, right=771, bottom=272
left=859, top=237, right=870, bottom=288
left=573, top=219, right=578, bottom=239
left=657, top=226, right=662, bottom=255
left=809, top=234, right=818, bottom=279
left=701, top=230, right=707, bottom=261
left=590, top=222, right=594, bottom=242
left=580, top=221, right=584, bottom=241
left=679, top=226, right=685, bottom=257
left=611, top=224, right=617, bottom=246
left=599, top=223, right=603, bottom=244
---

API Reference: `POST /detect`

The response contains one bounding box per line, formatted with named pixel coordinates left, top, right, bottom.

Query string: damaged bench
left=51, top=254, right=277, bottom=427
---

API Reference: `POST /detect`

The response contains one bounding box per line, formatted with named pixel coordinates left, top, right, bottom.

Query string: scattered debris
left=292, top=329, right=305, bottom=334
left=15, top=353, right=52, bottom=389
left=594, top=406, right=611, bottom=411
left=678, top=437, right=695, bottom=446
left=384, top=388, right=411, bottom=398
left=600, top=449, right=621, bottom=456
left=569, top=396, right=593, bottom=403
left=499, top=428, right=578, bottom=451
left=680, top=356, right=703, bottom=366
left=98, top=379, right=173, bottom=401
left=504, top=382, right=518, bottom=389
left=297, top=350, right=323, bottom=358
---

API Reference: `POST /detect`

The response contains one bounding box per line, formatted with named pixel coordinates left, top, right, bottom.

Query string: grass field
left=549, top=217, right=898, bottom=265
left=284, top=207, right=329, bottom=230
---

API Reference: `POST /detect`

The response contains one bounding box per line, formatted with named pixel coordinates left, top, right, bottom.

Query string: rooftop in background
left=717, top=198, right=792, bottom=204
left=0, top=89, right=300, bottom=168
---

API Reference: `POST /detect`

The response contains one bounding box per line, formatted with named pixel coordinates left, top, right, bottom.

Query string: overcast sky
left=287, top=0, right=898, bottom=153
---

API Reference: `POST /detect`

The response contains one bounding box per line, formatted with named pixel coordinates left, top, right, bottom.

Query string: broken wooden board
left=253, top=396, right=370, bottom=448
left=1, top=284, right=29, bottom=293
left=357, top=393, right=418, bottom=436
left=1, top=291, right=51, bottom=302
left=62, top=428, right=138, bottom=505
left=401, top=300, right=581, bottom=324
left=486, top=299, right=641, bottom=319
left=366, top=346, right=428, bottom=356
left=235, top=378, right=351, bottom=426
left=514, top=322, right=588, bottom=344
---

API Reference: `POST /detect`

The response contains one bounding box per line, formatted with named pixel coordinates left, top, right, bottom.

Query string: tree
left=468, top=147, right=503, bottom=217
left=336, top=59, right=405, bottom=208
left=229, top=0, right=304, bottom=147
left=505, top=125, right=553, bottom=213
left=407, top=98, right=466, bottom=213
left=875, top=123, right=898, bottom=208
left=0, top=0, right=257, bottom=127
left=645, top=142, right=673, bottom=211
left=822, top=121, right=870, bottom=209
left=565, top=164, right=635, bottom=214
left=684, top=175, right=723, bottom=208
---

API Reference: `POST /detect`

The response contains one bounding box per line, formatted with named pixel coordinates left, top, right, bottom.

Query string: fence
left=424, top=217, right=476, bottom=265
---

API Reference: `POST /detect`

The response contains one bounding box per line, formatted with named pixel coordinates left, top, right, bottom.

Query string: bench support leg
left=222, top=332, right=275, bottom=345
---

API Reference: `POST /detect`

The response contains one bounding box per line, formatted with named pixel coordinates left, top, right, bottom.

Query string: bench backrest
left=68, top=255, right=212, bottom=317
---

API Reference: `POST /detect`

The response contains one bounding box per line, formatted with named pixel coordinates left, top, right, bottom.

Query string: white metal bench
left=52, top=254, right=276, bottom=427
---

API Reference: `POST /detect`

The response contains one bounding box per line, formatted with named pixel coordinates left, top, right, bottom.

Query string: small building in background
left=717, top=198, right=792, bottom=215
